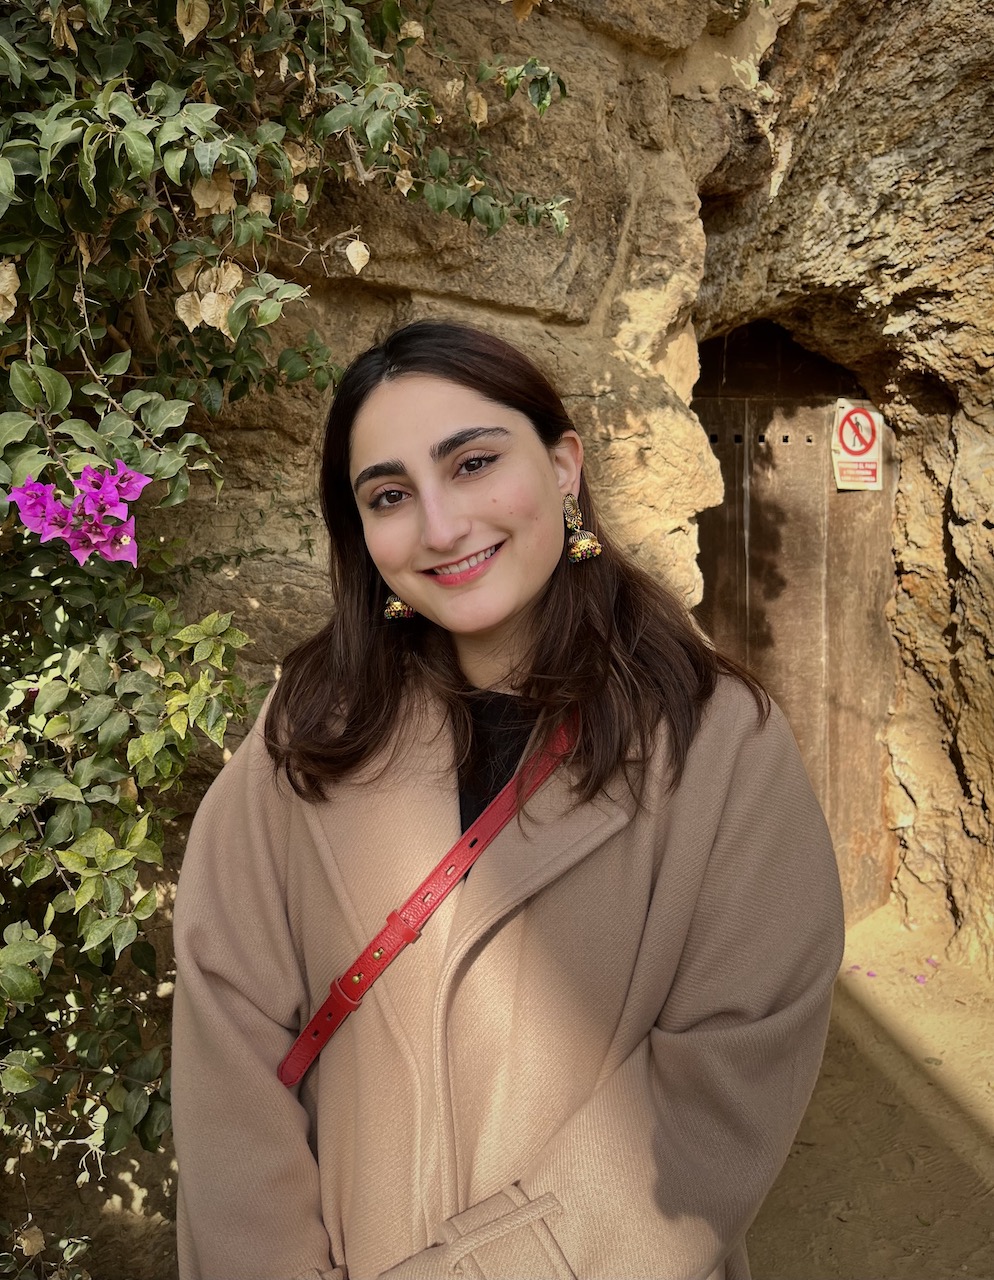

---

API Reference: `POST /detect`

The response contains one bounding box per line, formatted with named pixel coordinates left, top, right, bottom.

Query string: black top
left=458, top=691, right=539, bottom=833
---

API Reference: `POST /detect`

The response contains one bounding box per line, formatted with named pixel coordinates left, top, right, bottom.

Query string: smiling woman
left=349, top=375, right=580, bottom=686
left=171, top=321, right=845, bottom=1280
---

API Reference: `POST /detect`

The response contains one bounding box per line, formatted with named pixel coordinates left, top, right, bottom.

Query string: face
left=349, top=373, right=583, bottom=685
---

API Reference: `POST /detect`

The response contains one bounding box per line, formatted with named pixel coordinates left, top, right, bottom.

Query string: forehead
left=349, top=374, right=528, bottom=467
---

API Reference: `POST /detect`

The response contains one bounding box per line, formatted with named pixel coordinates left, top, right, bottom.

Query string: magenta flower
left=64, top=514, right=137, bottom=568
left=76, top=461, right=152, bottom=521
left=6, top=459, right=150, bottom=568
left=38, top=495, right=79, bottom=544
left=8, top=477, right=60, bottom=535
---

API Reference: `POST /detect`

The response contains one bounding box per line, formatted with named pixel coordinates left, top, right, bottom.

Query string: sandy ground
left=750, top=879, right=994, bottom=1280
left=7, top=880, right=993, bottom=1280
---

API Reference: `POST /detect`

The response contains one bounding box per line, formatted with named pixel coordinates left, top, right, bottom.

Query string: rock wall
left=693, top=0, right=994, bottom=972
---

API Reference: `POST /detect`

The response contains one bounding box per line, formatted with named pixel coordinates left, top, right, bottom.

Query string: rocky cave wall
left=176, top=0, right=994, bottom=969
left=694, top=0, right=994, bottom=972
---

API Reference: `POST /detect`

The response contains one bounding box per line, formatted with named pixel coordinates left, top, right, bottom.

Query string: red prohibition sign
left=838, top=407, right=877, bottom=457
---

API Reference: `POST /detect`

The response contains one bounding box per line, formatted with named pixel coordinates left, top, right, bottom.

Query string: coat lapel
left=305, top=701, right=461, bottom=955
left=443, top=764, right=633, bottom=972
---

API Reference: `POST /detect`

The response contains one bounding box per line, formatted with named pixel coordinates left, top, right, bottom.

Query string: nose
left=419, top=489, right=473, bottom=554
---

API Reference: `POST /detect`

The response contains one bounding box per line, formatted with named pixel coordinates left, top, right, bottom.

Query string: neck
left=454, top=633, right=524, bottom=693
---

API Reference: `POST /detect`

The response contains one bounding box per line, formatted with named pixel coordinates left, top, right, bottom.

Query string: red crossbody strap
left=278, top=722, right=572, bottom=1087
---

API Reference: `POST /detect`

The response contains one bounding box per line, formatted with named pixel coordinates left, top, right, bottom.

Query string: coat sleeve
left=377, top=694, right=845, bottom=1280
left=171, top=710, right=343, bottom=1280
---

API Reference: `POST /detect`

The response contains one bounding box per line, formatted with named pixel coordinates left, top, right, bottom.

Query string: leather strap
left=278, top=722, right=572, bottom=1087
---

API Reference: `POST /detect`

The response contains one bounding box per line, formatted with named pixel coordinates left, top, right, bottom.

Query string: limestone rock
left=694, top=0, right=994, bottom=971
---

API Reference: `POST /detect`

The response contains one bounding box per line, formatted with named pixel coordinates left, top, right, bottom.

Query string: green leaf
left=1, top=1065, right=38, bottom=1093
left=58, top=847, right=89, bottom=874
left=34, top=680, right=69, bottom=715
left=0, top=155, right=16, bottom=219
left=8, top=362, right=42, bottom=409
left=49, top=782, right=85, bottom=803
left=364, top=109, right=393, bottom=153
left=0, top=965, right=41, bottom=1003
left=103, top=1109, right=133, bottom=1154
left=0, top=412, right=35, bottom=453
left=138, top=1097, right=171, bottom=1151
left=79, top=652, right=113, bottom=693
left=141, top=399, right=193, bottom=435
left=44, top=803, right=76, bottom=848
left=26, top=242, right=56, bottom=299
left=132, top=886, right=158, bottom=920
left=112, top=916, right=138, bottom=959
left=162, top=145, right=187, bottom=185
left=428, top=147, right=450, bottom=179
left=318, top=104, right=355, bottom=135
left=82, top=917, right=118, bottom=952
left=102, top=350, right=132, bottom=376
left=98, top=709, right=131, bottom=748
left=34, top=187, right=61, bottom=231
left=123, top=1082, right=150, bottom=1127
left=77, top=694, right=117, bottom=732
left=56, top=419, right=106, bottom=452
left=119, top=125, right=155, bottom=180
left=256, top=298, right=282, bottom=326
left=74, top=876, right=100, bottom=910
left=129, top=1046, right=163, bottom=1082
left=34, top=366, right=72, bottom=414
left=20, top=851, right=53, bottom=886
left=68, top=827, right=115, bottom=860
left=130, top=939, right=157, bottom=977
left=8, top=446, right=51, bottom=487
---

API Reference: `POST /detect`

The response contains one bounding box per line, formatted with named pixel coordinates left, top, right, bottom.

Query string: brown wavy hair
left=265, top=319, right=766, bottom=804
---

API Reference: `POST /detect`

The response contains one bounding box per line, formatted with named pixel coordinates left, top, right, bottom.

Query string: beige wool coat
left=172, top=678, right=844, bottom=1280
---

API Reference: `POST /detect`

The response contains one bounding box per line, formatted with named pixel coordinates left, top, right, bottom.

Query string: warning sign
left=831, top=400, right=884, bottom=491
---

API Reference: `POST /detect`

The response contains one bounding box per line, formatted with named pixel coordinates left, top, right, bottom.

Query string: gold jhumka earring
left=383, top=593, right=415, bottom=620
left=563, top=493, right=603, bottom=563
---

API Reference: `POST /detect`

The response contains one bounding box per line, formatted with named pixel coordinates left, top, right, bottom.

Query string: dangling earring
left=563, top=493, right=602, bottom=562
left=384, top=593, right=415, bottom=620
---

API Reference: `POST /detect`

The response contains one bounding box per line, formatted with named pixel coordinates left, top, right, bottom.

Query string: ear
left=550, top=430, right=583, bottom=495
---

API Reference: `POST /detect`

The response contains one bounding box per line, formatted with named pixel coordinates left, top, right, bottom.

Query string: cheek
left=359, top=519, right=402, bottom=574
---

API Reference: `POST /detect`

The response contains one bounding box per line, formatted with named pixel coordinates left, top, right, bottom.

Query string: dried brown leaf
left=0, top=261, right=20, bottom=324
left=175, top=291, right=203, bottom=332
left=399, top=19, right=424, bottom=40
left=512, top=0, right=541, bottom=18
left=200, top=291, right=234, bottom=339
left=175, top=261, right=199, bottom=291
left=215, top=261, right=243, bottom=295
left=284, top=142, right=308, bottom=177
left=394, top=169, right=414, bottom=196
left=50, top=7, right=77, bottom=51
left=176, top=0, right=210, bottom=46
left=466, top=89, right=488, bottom=127
left=345, top=240, right=370, bottom=274
left=248, top=191, right=273, bottom=216
left=16, top=1227, right=45, bottom=1258
left=74, top=233, right=92, bottom=271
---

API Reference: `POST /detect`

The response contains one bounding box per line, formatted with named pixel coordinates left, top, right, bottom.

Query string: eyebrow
left=351, top=426, right=511, bottom=493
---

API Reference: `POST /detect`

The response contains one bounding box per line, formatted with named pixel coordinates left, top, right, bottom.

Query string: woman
left=172, top=320, right=844, bottom=1280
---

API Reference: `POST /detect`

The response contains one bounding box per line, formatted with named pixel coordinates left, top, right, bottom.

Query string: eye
left=369, top=487, right=408, bottom=511
left=458, top=453, right=499, bottom=476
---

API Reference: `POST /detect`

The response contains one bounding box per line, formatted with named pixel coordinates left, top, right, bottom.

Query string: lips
left=427, top=543, right=501, bottom=576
